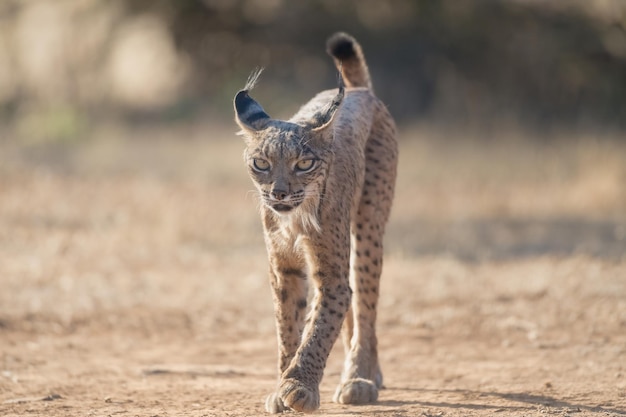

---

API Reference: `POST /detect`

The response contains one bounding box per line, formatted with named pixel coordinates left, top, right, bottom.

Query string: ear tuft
left=306, top=70, right=345, bottom=131
left=234, top=68, right=271, bottom=131
left=244, top=67, right=264, bottom=91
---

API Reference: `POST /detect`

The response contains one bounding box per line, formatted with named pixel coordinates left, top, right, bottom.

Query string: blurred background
left=1, top=0, right=626, bottom=140
left=0, top=0, right=625, bottom=329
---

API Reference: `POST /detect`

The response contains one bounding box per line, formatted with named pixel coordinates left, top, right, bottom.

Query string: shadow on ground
left=388, top=217, right=626, bottom=261
left=380, top=388, right=626, bottom=415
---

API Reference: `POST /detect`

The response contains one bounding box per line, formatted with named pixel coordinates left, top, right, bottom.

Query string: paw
left=278, top=377, right=320, bottom=413
left=333, top=378, right=378, bottom=405
left=265, top=392, right=287, bottom=414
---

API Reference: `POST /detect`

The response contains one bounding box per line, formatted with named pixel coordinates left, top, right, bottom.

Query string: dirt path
left=2, top=254, right=624, bottom=416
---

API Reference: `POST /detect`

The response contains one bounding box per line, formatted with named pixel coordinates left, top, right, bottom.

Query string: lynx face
left=244, top=124, right=331, bottom=216
left=235, top=69, right=343, bottom=225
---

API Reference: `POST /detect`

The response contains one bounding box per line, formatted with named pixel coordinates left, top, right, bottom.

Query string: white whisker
left=245, top=189, right=266, bottom=213
left=246, top=189, right=263, bottom=200
left=303, top=190, right=326, bottom=203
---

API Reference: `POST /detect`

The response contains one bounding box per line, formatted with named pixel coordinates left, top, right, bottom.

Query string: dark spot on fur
left=281, top=268, right=306, bottom=279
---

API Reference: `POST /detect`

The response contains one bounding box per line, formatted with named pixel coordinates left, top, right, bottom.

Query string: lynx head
left=233, top=69, right=344, bottom=231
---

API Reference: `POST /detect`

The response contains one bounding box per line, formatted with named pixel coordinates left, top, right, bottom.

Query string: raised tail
left=326, top=32, right=372, bottom=90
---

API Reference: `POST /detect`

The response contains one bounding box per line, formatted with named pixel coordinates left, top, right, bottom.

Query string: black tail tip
left=327, top=32, right=357, bottom=60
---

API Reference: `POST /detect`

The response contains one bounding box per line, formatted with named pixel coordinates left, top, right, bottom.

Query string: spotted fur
left=234, top=32, right=397, bottom=413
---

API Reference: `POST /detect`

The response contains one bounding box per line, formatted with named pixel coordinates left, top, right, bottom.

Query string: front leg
left=277, top=240, right=352, bottom=413
left=265, top=257, right=308, bottom=413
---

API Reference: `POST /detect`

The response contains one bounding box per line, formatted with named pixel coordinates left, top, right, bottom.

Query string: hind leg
left=334, top=120, right=397, bottom=404
left=333, top=218, right=385, bottom=404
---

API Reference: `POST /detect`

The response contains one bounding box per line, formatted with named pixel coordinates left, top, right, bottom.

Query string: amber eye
left=252, top=158, right=270, bottom=172
left=295, top=159, right=316, bottom=172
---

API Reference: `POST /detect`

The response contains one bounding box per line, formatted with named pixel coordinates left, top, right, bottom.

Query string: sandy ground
left=0, top=125, right=625, bottom=416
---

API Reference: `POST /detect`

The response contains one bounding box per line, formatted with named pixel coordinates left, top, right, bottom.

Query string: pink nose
left=272, top=189, right=288, bottom=200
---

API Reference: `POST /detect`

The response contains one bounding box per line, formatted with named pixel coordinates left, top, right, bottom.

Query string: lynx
left=233, top=32, right=397, bottom=413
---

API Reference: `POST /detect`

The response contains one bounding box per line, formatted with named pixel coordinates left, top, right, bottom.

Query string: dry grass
left=1, top=124, right=624, bottom=325
left=391, top=128, right=626, bottom=260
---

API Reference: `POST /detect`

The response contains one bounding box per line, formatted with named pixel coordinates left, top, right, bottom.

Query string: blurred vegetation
left=0, top=0, right=625, bottom=142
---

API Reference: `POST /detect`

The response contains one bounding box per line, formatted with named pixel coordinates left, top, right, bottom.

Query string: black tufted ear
left=233, top=68, right=271, bottom=131
left=306, top=71, right=345, bottom=131
left=234, top=90, right=270, bottom=131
